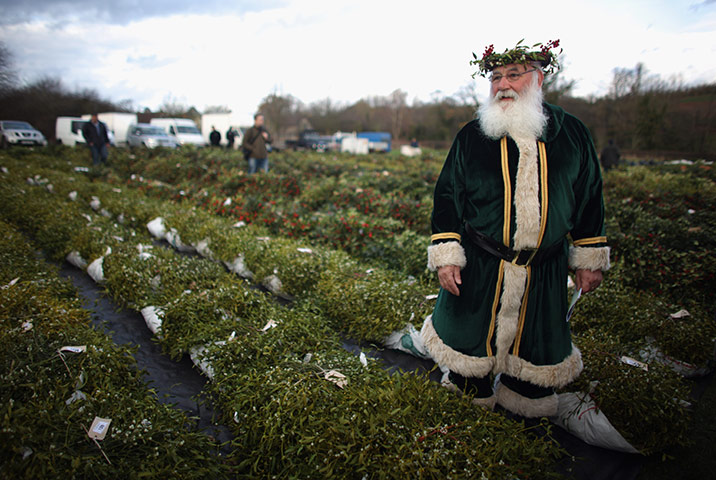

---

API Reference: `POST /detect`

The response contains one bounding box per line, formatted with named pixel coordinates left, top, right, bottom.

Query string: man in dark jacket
left=82, top=114, right=110, bottom=165
left=600, top=139, right=621, bottom=171
left=209, top=126, right=221, bottom=147
left=226, top=127, right=237, bottom=149
left=241, top=113, right=272, bottom=174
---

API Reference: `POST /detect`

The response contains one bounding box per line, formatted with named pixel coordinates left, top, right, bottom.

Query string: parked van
left=55, top=116, right=87, bottom=146
left=150, top=118, right=206, bottom=147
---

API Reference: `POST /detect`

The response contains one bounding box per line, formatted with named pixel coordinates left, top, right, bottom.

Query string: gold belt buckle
left=512, top=248, right=538, bottom=267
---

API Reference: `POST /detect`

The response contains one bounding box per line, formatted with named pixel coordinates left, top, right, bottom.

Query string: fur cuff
left=427, top=241, right=467, bottom=272
left=472, top=395, right=497, bottom=411
left=495, top=380, right=558, bottom=418
left=569, top=246, right=611, bottom=271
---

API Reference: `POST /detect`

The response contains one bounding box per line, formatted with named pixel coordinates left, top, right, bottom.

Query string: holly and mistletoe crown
left=471, top=39, right=562, bottom=78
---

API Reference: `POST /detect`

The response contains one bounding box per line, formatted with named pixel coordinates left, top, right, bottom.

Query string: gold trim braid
left=573, top=236, right=607, bottom=246
left=537, top=141, right=548, bottom=247
left=512, top=265, right=532, bottom=355
left=500, top=137, right=511, bottom=246
left=485, top=260, right=505, bottom=357
left=431, top=232, right=462, bottom=243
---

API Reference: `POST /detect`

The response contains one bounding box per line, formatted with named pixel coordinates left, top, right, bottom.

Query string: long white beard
left=477, top=74, right=548, bottom=141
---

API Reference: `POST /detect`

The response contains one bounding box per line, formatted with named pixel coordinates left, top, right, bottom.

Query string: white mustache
left=496, top=90, right=518, bottom=100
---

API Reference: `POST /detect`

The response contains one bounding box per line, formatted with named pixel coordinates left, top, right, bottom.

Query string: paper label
left=88, top=417, right=112, bottom=440
left=59, top=346, right=87, bottom=354
left=324, top=370, right=347, bottom=389
left=669, top=309, right=690, bottom=320
left=620, top=356, right=649, bottom=371
left=566, top=288, right=582, bottom=322
left=261, top=320, right=278, bottom=331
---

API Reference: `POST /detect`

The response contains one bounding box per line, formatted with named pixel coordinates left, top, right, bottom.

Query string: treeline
left=254, top=64, right=716, bottom=157
left=1, top=37, right=714, bottom=157
left=554, top=64, right=716, bottom=158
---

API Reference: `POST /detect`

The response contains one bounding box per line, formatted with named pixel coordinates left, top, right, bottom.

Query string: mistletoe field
left=1, top=145, right=714, bottom=479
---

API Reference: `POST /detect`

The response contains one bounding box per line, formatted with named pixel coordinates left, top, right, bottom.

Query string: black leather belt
left=464, top=222, right=564, bottom=267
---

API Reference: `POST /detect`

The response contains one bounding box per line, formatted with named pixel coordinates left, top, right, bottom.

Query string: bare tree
left=0, top=41, right=18, bottom=96
left=454, top=82, right=480, bottom=109
left=157, top=94, right=193, bottom=117
left=543, top=69, right=576, bottom=105
left=0, top=75, right=120, bottom=140
left=257, top=91, right=301, bottom=143
left=203, top=105, right=231, bottom=114
left=388, top=89, right=407, bottom=140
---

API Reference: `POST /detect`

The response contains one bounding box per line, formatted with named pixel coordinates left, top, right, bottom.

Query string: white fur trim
left=569, top=246, right=611, bottom=271
left=493, top=263, right=527, bottom=373
left=427, top=241, right=467, bottom=272
left=472, top=395, right=497, bottom=410
left=495, top=380, right=559, bottom=417
left=503, top=345, right=583, bottom=389
left=512, top=136, right=541, bottom=250
left=421, top=316, right=494, bottom=377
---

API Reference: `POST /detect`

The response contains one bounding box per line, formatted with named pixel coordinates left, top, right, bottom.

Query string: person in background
left=600, top=139, right=621, bottom=171
left=423, top=40, right=609, bottom=417
left=226, top=127, right=237, bottom=149
left=241, top=113, right=272, bottom=174
left=81, top=113, right=110, bottom=165
left=209, top=126, right=221, bottom=147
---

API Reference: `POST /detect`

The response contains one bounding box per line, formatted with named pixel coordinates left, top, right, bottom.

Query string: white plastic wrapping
left=550, top=392, right=640, bottom=454
left=384, top=323, right=430, bottom=359
left=66, top=251, right=87, bottom=270
left=223, top=255, right=254, bottom=279
left=140, top=306, right=163, bottom=335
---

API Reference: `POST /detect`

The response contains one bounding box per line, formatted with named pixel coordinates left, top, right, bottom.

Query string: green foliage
left=569, top=332, right=691, bottom=455
left=2, top=145, right=715, bottom=474
left=603, top=165, right=716, bottom=310
left=0, top=219, right=228, bottom=478
left=571, top=263, right=716, bottom=366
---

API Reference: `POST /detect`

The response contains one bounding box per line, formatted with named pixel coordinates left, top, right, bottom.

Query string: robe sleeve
left=427, top=127, right=469, bottom=271
left=568, top=118, right=610, bottom=271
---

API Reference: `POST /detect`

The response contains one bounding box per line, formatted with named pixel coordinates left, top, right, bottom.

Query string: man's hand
left=575, top=269, right=603, bottom=293
left=437, top=265, right=462, bottom=296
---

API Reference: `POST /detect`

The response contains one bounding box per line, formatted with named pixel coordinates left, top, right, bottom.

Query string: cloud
left=126, top=54, right=177, bottom=70
left=0, top=0, right=282, bottom=26
left=0, top=0, right=714, bottom=120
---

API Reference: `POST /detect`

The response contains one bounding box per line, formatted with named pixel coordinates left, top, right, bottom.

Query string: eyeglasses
left=489, top=69, right=537, bottom=84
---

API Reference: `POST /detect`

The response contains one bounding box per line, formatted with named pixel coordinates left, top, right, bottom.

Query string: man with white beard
left=422, top=41, right=609, bottom=417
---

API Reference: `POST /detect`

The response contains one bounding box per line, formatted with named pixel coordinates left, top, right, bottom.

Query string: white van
left=150, top=118, right=206, bottom=147
left=55, top=116, right=87, bottom=146
left=201, top=112, right=245, bottom=148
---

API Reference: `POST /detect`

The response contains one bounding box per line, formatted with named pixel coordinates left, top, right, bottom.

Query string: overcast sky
left=1, top=0, right=715, bottom=122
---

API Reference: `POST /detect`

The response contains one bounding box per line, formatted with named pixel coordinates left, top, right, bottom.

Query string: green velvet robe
left=423, top=103, right=609, bottom=389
